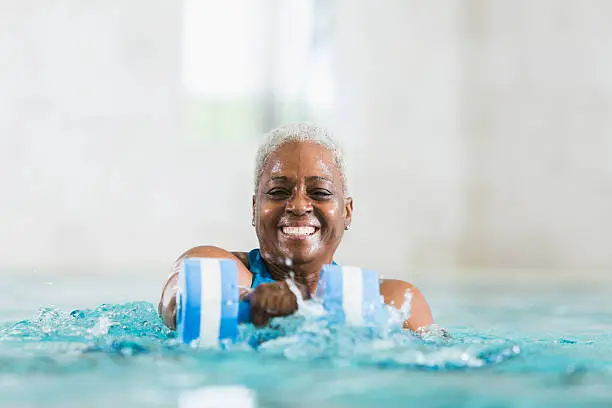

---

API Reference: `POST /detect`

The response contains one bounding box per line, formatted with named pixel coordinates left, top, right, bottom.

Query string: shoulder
left=179, top=246, right=249, bottom=266
left=379, top=279, right=434, bottom=331
left=176, top=245, right=253, bottom=284
left=230, top=251, right=250, bottom=269
left=379, top=279, right=416, bottom=306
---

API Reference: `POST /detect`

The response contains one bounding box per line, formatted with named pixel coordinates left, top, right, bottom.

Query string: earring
left=345, top=224, right=351, bottom=231
left=251, top=219, right=255, bottom=227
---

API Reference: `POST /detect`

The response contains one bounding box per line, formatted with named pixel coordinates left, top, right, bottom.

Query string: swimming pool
left=1, top=270, right=610, bottom=407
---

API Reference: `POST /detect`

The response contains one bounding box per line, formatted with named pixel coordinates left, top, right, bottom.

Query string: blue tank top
left=247, top=248, right=337, bottom=288
left=248, top=249, right=277, bottom=288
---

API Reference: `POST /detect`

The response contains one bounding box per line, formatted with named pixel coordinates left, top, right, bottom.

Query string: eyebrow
left=269, top=176, right=332, bottom=183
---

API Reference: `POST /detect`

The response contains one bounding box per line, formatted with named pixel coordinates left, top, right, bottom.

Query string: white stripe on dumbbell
left=341, top=266, right=364, bottom=326
left=198, top=259, right=222, bottom=347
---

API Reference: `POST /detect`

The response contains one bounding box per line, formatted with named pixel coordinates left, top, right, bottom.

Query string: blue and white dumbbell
left=176, top=258, right=382, bottom=347
left=315, top=265, right=381, bottom=326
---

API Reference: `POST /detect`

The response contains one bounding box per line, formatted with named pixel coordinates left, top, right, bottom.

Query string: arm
left=379, top=279, right=434, bottom=332
left=158, top=246, right=253, bottom=330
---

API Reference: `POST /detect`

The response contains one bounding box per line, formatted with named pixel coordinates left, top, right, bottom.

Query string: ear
left=344, top=196, right=353, bottom=229
left=252, top=195, right=256, bottom=221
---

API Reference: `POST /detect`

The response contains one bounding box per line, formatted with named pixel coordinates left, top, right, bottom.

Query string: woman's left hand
left=248, top=280, right=310, bottom=327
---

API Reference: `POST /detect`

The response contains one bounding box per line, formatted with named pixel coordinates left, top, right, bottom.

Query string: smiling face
left=253, top=141, right=353, bottom=268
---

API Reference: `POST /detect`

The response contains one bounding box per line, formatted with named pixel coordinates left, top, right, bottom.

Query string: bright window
left=182, top=0, right=335, bottom=141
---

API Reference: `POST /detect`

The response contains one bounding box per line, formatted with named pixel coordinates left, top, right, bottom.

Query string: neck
left=264, top=258, right=329, bottom=294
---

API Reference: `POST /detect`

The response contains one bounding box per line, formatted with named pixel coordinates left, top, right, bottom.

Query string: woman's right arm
left=158, top=246, right=254, bottom=330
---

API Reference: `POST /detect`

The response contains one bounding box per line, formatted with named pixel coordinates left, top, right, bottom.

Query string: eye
left=266, top=188, right=291, bottom=199
left=309, top=189, right=333, bottom=200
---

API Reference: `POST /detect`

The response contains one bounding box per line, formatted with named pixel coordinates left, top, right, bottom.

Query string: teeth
left=282, top=226, right=315, bottom=235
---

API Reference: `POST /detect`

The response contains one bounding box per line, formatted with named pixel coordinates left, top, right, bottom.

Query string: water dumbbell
left=176, top=258, right=381, bottom=347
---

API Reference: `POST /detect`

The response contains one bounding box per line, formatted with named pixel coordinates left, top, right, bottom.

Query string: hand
left=248, top=280, right=310, bottom=327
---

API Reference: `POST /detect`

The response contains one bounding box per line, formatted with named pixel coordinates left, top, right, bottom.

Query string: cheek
left=321, top=202, right=344, bottom=226
left=257, top=200, right=282, bottom=226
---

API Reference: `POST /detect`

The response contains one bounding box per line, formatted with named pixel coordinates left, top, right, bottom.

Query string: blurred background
left=1, top=0, right=611, bottom=283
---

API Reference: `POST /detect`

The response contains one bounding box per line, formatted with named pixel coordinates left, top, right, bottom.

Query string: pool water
left=0, top=271, right=610, bottom=407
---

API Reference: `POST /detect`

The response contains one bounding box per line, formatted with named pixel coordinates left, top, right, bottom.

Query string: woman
left=159, top=123, right=434, bottom=332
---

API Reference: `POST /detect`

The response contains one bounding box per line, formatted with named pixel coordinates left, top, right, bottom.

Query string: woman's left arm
left=379, top=279, right=434, bottom=332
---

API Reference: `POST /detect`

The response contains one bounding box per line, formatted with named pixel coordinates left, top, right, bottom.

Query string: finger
left=264, top=285, right=297, bottom=317
left=250, top=305, right=271, bottom=327
left=249, top=292, right=271, bottom=327
left=278, top=282, right=298, bottom=314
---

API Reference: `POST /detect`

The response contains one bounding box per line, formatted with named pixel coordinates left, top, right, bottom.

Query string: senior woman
left=159, top=123, right=434, bottom=332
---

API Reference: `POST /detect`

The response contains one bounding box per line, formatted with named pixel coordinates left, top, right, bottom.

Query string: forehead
left=262, top=141, right=340, bottom=179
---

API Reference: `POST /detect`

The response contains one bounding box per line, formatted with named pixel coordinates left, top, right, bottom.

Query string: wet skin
left=159, top=141, right=434, bottom=330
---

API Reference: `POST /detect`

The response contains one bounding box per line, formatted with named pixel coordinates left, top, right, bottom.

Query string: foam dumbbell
left=315, top=264, right=381, bottom=326
left=176, top=258, right=381, bottom=347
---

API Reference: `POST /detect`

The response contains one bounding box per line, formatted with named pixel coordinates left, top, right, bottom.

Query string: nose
left=286, top=189, right=313, bottom=215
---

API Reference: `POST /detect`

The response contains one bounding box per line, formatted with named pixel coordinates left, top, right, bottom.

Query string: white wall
left=0, top=1, right=193, bottom=273
left=333, top=1, right=465, bottom=275
left=335, top=0, right=612, bottom=273
left=459, top=0, right=612, bottom=269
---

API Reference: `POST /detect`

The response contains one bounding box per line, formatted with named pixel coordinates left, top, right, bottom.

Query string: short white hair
left=254, top=122, right=348, bottom=195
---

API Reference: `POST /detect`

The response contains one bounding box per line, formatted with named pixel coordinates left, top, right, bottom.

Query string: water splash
left=0, top=300, right=521, bottom=373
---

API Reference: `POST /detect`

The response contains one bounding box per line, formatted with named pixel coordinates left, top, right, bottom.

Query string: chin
left=279, top=247, right=320, bottom=265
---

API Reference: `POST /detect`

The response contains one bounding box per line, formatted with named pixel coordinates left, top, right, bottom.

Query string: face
left=253, top=142, right=353, bottom=266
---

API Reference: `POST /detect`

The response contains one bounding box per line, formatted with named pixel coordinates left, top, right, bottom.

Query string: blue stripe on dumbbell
left=179, top=258, right=241, bottom=346
left=360, top=268, right=380, bottom=323
left=218, top=259, right=240, bottom=342
left=318, top=265, right=380, bottom=326
left=317, top=264, right=345, bottom=324
left=180, top=258, right=203, bottom=345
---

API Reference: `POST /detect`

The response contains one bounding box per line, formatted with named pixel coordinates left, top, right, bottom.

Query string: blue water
left=0, top=273, right=610, bottom=407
